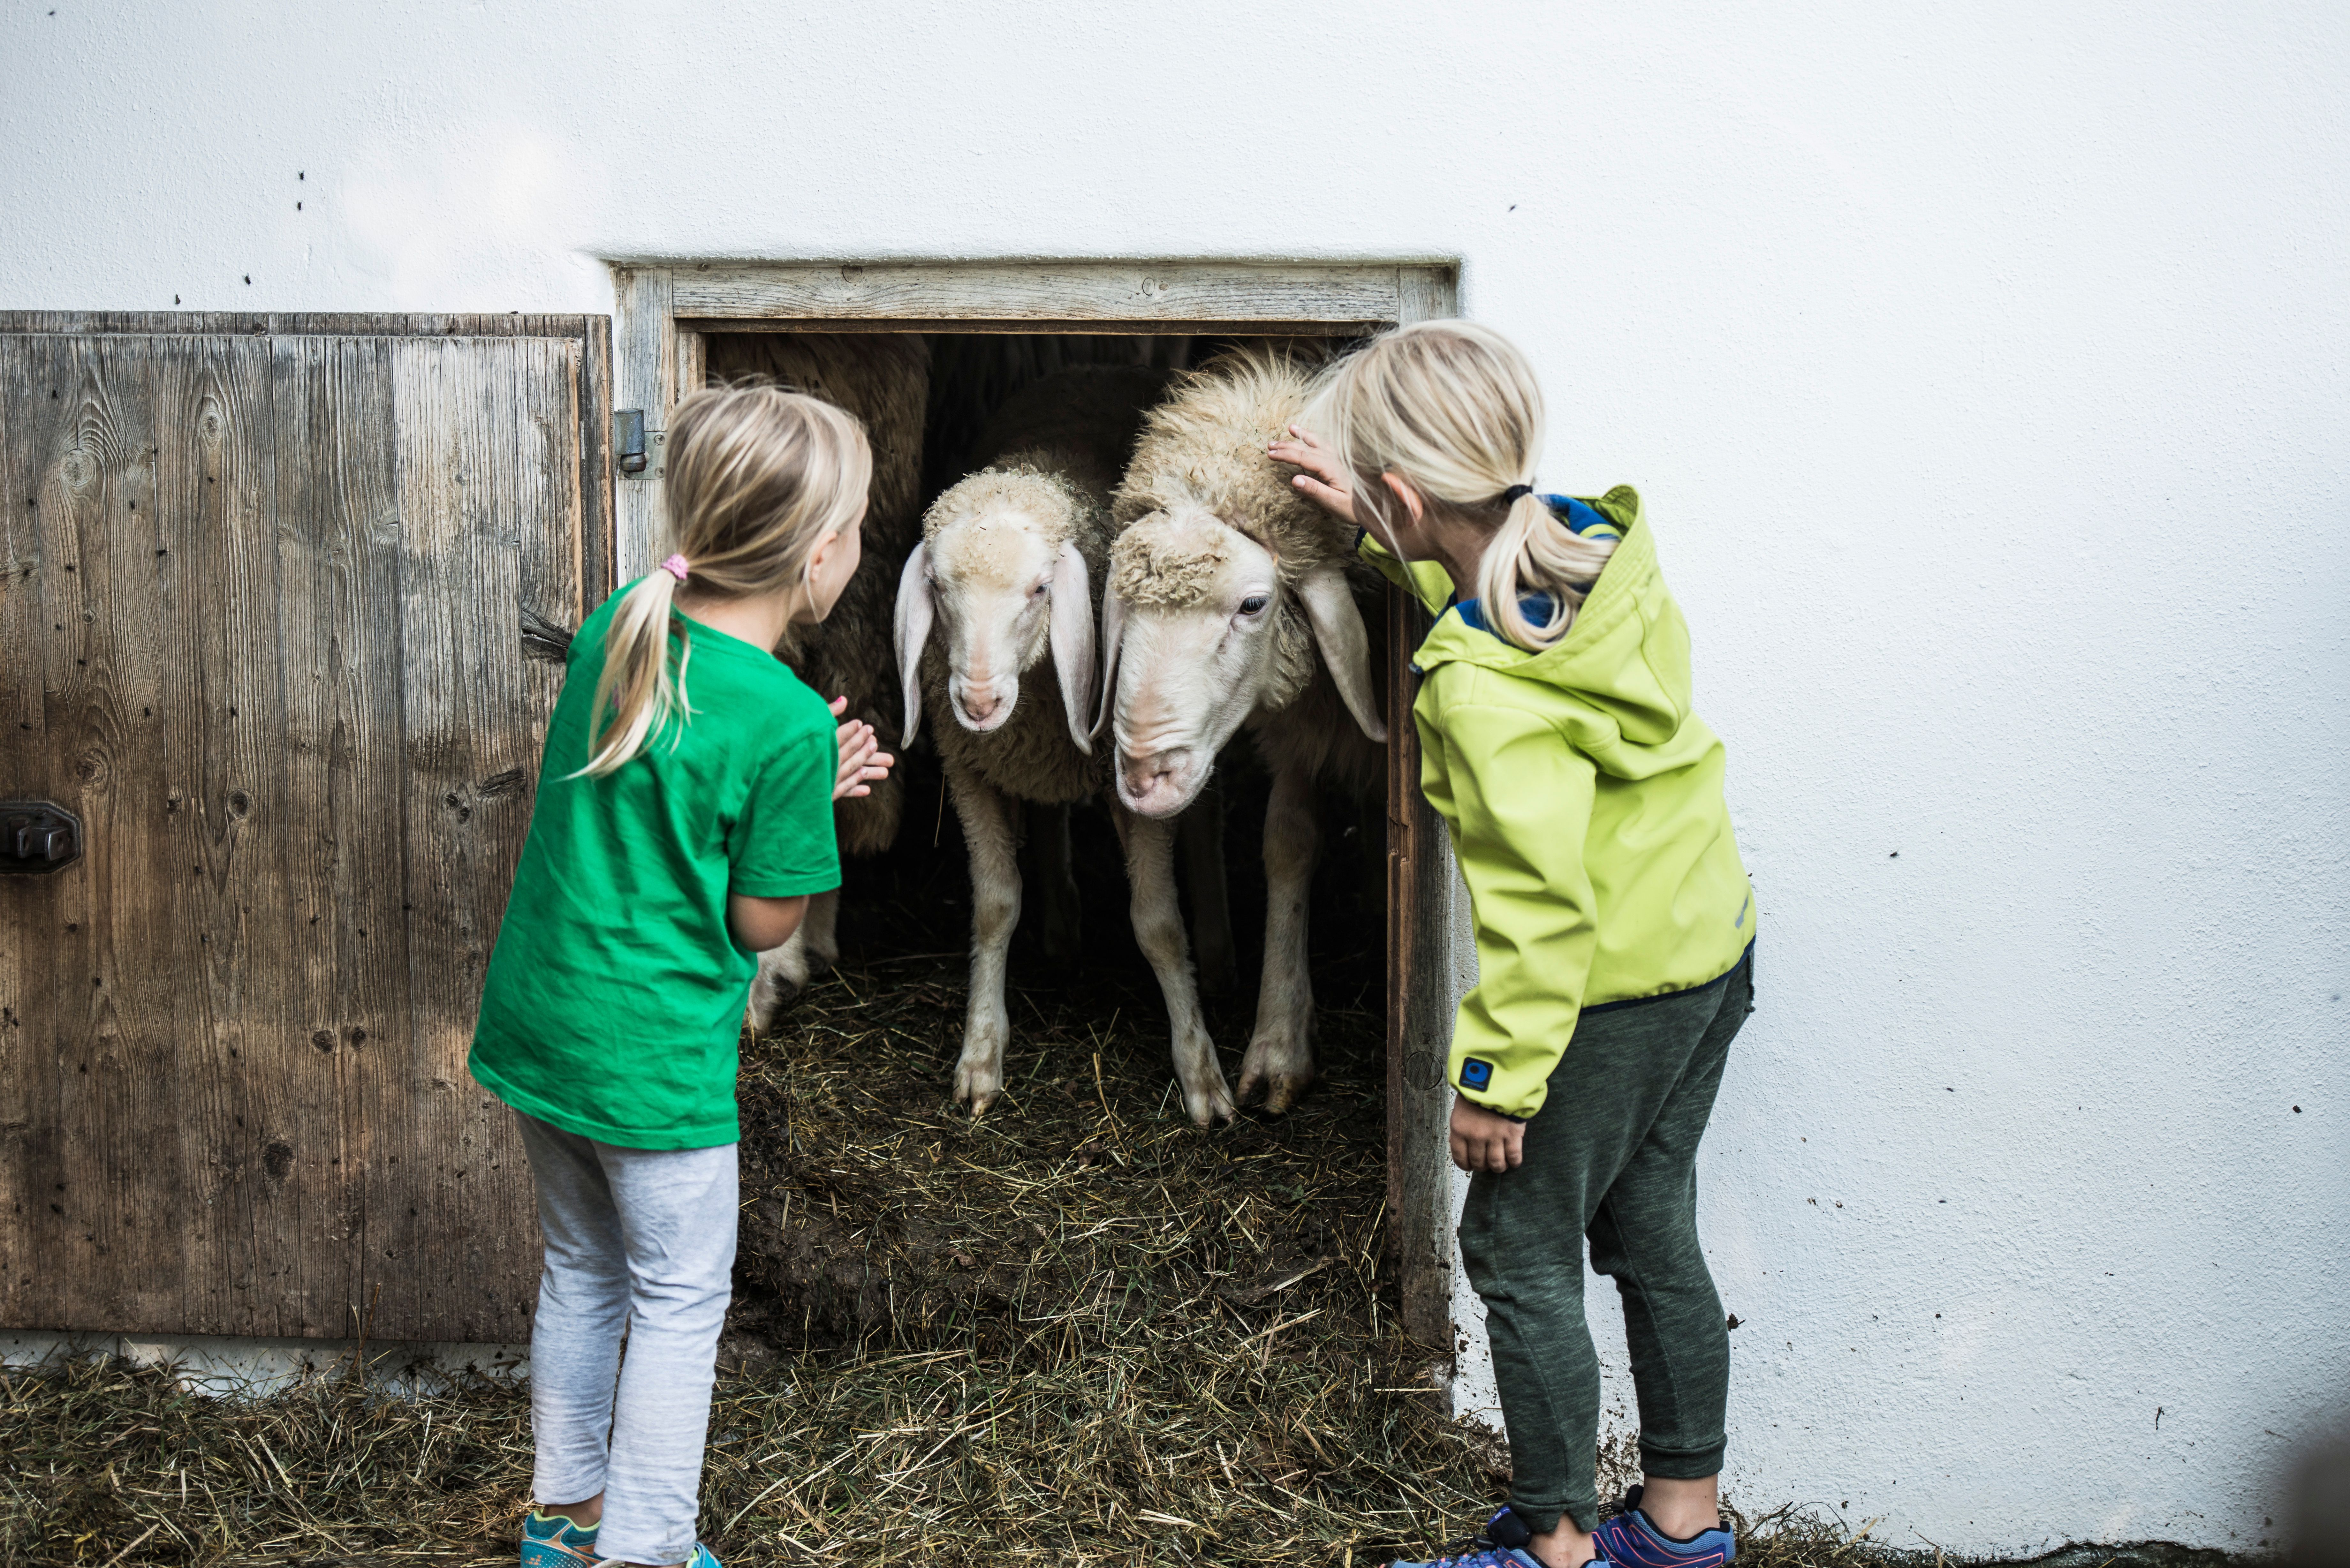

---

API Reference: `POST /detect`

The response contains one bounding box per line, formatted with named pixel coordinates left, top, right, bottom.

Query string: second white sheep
left=894, top=364, right=1179, bottom=1115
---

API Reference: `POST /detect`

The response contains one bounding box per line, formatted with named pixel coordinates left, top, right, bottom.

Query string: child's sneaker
left=1590, top=1486, right=1737, bottom=1568
left=1386, top=1549, right=1547, bottom=1568
left=589, top=1547, right=721, bottom=1568
left=520, top=1509, right=601, bottom=1567
left=1388, top=1508, right=1575, bottom=1567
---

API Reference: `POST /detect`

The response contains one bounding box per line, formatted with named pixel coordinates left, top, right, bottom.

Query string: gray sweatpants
left=514, top=1112, right=738, bottom=1566
left=1456, top=949, right=1751, bottom=1535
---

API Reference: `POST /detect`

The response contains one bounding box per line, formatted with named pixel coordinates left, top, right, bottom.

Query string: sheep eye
left=1238, top=594, right=1270, bottom=616
left=1033, top=581, right=1050, bottom=597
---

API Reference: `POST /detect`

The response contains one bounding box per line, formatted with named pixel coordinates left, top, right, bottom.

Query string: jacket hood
left=1411, top=487, right=1694, bottom=755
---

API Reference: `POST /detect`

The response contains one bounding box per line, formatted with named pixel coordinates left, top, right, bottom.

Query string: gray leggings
left=514, top=1112, right=738, bottom=1566
left=1457, top=949, right=1751, bottom=1535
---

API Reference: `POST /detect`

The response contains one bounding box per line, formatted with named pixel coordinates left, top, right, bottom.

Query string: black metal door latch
left=0, top=802, right=82, bottom=874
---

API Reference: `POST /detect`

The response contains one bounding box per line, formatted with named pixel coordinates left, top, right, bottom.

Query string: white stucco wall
left=4, top=1, right=2345, bottom=1556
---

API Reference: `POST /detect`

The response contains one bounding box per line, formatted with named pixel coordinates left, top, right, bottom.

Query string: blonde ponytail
left=1303, top=319, right=1616, bottom=652
left=575, top=569, right=697, bottom=777
left=1474, top=489, right=1616, bottom=652
left=574, top=384, right=871, bottom=777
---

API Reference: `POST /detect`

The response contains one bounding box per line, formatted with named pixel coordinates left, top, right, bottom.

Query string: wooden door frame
left=611, top=260, right=1463, bottom=1348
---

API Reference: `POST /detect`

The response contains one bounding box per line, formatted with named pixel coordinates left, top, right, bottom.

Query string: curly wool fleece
left=922, top=464, right=1091, bottom=551
left=1109, top=347, right=1355, bottom=600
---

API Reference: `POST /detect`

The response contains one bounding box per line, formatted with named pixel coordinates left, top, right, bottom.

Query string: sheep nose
left=962, top=690, right=1000, bottom=723
left=1121, top=750, right=1176, bottom=793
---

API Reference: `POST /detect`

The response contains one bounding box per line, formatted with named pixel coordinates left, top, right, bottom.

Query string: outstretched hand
left=830, top=696, right=895, bottom=801
left=1268, top=424, right=1356, bottom=525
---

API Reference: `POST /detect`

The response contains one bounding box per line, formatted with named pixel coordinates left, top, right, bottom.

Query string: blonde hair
left=576, top=384, right=871, bottom=777
left=1303, top=319, right=1616, bottom=651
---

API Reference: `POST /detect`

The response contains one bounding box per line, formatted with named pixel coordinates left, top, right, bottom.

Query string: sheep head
left=1095, top=504, right=1385, bottom=818
left=894, top=470, right=1095, bottom=753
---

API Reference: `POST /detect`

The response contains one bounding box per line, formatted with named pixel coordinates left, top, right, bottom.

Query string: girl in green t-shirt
left=471, top=386, right=894, bottom=1568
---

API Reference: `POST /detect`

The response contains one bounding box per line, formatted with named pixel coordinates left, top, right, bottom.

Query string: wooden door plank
left=272, top=333, right=405, bottom=1340
left=575, top=315, right=616, bottom=606
left=0, top=342, right=40, bottom=1294
left=378, top=335, right=572, bottom=1341
left=0, top=332, right=122, bottom=1323
left=154, top=333, right=346, bottom=1335
left=30, top=335, right=186, bottom=1330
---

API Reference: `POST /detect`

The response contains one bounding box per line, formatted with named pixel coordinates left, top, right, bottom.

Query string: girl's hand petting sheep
left=830, top=695, right=896, bottom=801
left=1269, top=424, right=1356, bottom=524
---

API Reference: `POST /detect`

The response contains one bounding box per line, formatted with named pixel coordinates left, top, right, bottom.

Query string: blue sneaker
left=1386, top=1548, right=1546, bottom=1568
left=519, top=1509, right=600, bottom=1567
left=1388, top=1509, right=1569, bottom=1568
left=1590, top=1486, right=1736, bottom=1568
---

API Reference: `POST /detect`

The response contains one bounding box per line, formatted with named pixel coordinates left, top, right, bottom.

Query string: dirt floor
left=0, top=757, right=1530, bottom=1565
left=0, top=759, right=2220, bottom=1566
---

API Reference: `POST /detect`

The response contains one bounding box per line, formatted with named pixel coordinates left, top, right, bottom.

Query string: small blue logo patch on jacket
left=1734, top=890, right=1750, bottom=930
left=1460, top=1059, right=1494, bottom=1090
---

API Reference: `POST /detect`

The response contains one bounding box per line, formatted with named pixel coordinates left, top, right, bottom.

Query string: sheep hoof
left=1237, top=1038, right=1315, bottom=1114
left=954, top=1053, right=1005, bottom=1118
left=745, top=972, right=793, bottom=1036
left=1181, top=1078, right=1239, bottom=1129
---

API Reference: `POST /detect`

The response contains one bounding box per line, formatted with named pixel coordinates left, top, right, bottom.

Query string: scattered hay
left=0, top=788, right=1986, bottom=1567
left=699, top=923, right=1500, bottom=1564
left=0, top=1350, right=529, bottom=1565
left=0, top=948, right=1506, bottom=1566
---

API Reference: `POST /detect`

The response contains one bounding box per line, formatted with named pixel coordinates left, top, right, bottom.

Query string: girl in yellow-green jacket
left=1273, top=322, right=1756, bottom=1568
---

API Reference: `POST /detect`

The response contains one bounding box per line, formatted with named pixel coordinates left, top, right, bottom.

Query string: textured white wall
left=5, top=1, right=2346, bottom=1556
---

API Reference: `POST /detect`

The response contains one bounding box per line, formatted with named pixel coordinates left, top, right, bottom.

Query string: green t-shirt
left=469, top=582, right=839, bottom=1149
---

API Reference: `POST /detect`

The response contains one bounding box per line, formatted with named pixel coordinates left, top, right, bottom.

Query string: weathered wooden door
left=0, top=313, right=611, bottom=1342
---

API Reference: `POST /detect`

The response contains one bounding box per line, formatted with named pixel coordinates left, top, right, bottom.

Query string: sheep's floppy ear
left=1047, top=541, right=1095, bottom=755
left=1091, top=578, right=1127, bottom=743
left=1297, top=562, right=1388, bottom=743
left=892, top=541, right=933, bottom=747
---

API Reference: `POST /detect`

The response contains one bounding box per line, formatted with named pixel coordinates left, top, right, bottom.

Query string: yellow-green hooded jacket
left=1362, top=487, right=1755, bottom=1119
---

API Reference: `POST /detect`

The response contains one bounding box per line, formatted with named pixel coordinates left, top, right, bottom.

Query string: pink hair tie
left=660, top=554, right=690, bottom=584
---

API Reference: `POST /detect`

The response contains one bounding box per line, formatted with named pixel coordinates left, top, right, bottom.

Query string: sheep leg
left=747, top=930, right=809, bottom=1035
left=1237, top=761, right=1320, bottom=1112
left=1030, top=801, right=1082, bottom=966
left=1117, top=806, right=1236, bottom=1127
left=743, top=885, right=845, bottom=1035
left=1179, top=780, right=1237, bottom=995
left=804, top=888, right=842, bottom=970
left=951, top=767, right=1023, bottom=1117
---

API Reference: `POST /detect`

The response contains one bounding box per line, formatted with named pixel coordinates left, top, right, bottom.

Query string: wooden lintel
left=678, top=317, right=1384, bottom=338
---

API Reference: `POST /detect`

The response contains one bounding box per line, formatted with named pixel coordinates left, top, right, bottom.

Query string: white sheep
left=893, top=364, right=1190, bottom=1115
left=1095, top=349, right=1388, bottom=1124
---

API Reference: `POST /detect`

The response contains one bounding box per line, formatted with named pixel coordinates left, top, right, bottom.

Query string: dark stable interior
left=724, top=329, right=1386, bottom=1094
left=700, top=331, right=1397, bottom=1361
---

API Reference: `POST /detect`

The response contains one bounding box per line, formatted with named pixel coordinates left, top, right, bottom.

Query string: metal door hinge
left=614, top=410, right=664, bottom=478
